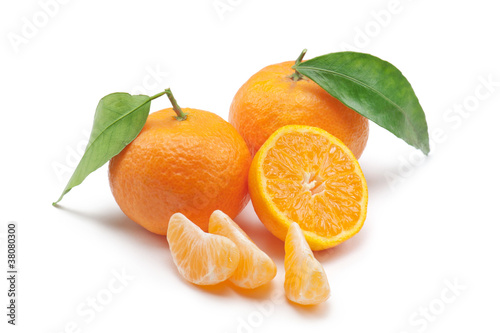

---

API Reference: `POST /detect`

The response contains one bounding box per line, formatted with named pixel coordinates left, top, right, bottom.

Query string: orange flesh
left=262, top=131, right=364, bottom=239
left=209, top=210, right=276, bottom=289
left=285, top=222, right=330, bottom=305
left=167, top=213, right=240, bottom=285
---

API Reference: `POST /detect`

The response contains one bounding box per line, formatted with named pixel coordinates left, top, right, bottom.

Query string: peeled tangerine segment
left=285, top=223, right=330, bottom=305
left=209, top=210, right=277, bottom=289
left=167, top=213, right=240, bottom=285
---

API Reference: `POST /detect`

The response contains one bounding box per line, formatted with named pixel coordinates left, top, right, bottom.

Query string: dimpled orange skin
left=229, top=61, right=369, bottom=158
left=109, top=108, right=251, bottom=235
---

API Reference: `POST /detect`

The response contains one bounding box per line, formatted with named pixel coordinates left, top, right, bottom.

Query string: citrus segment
left=285, top=222, right=330, bottom=305
left=249, top=125, right=368, bottom=250
left=209, top=210, right=277, bottom=289
left=167, top=213, right=240, bottom=285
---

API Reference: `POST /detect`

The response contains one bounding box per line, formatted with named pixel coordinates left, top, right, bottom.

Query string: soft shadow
left=360, top=151, right=431, bottom=195
left=360, top=163, right=389, bottom=194
left=233, top=202, right=368, bottom=265
left=190, top=281, right=235, bottom=297
left=56, top=205, right=273, bottom=299
left=313, top=229, right=367, bottom=264
left=54, top=205, right=167, bottom=250
left=234, top=211, right=285, bottom=261
left=230, top=280, right=276, bottom=300
left=287, top=298, right=332, bottom=317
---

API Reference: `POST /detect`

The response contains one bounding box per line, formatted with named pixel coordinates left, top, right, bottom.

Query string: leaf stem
left=289, top=49, right=307, bottom=81
left=165, top=88, right=188, bottom=121
left=149, top=90, right=168, bottom=101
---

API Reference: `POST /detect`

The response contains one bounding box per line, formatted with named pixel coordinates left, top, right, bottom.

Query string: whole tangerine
left=229, top=50, right=369, bottom=158
left=109, top=89, right=251, bottom=234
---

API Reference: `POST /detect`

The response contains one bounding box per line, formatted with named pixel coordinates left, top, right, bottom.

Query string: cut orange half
left=167, top=213, right=240, bottom=285
left=249, top=125, right=368, bottom=250
left=285, top=222, right=330, bottom=305
left=209, top=210, right=277, bottom=289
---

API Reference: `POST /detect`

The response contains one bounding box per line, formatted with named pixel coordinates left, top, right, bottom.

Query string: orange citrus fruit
left=209, top=210, right=276, bottom=289
left=229, top=52, right=369, bottom=158
left=285, top=222, right=330, bottom=305
left=109, top=92, right=251, bottom=234
left=249, top=125, right=368, bottom=250
left=167, top=213, right=240, bottom=285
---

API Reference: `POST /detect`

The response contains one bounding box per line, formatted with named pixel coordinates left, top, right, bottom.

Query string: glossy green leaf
left=53, top=93, right=151, bottom=204
left=294, top=52, right=430, bottom=154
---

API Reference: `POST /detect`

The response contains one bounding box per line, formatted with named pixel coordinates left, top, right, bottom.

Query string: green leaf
left=53, top=93, right=151, bottom=205
left=294, top=52, right=430, bottom=154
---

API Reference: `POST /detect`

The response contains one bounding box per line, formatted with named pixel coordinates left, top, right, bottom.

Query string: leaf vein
left=297, top=65, right=423, bottom=144
left=84, top=97, right=150, bottom=155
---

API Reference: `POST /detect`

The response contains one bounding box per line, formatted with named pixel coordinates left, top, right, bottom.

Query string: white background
left=1, top=0, right=500, bottom=332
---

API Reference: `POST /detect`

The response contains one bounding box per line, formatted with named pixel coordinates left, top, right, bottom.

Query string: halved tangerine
left=249, top=125, right=368, bottom=250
